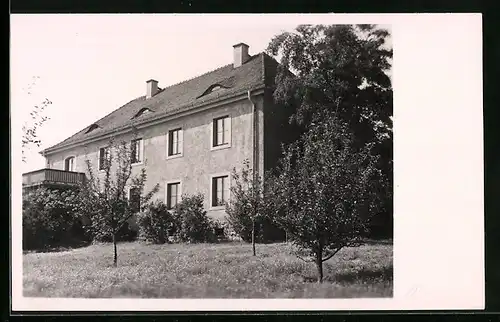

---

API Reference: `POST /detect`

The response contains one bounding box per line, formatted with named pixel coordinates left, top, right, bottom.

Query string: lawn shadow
left=302, top=266, right=393, bottom=284
left=329, top=266, right=393, bottom=284
left=23, top=240, right=92, bottom=254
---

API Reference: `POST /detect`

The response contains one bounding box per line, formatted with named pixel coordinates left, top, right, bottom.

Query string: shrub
left=137, top=200, right=175, bottom=244
left=172, top=193, right=216, bottom=243
left=22, top=187, right=89, bottom=250
left=209, top=218, right=230, bottom=242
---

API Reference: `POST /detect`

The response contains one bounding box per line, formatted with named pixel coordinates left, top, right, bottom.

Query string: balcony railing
left=22, top=168, right=86, bottom=188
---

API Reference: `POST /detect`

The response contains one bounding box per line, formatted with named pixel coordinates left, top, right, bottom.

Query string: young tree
left=225, top=159, right=266, bottom=256
left=78, top=136, right=159, bottom=267
left=21, top=76, right=52, bottom=162
left=267, top=24, right=393, bottom=238
left=268, top=112, right=386, bottom=283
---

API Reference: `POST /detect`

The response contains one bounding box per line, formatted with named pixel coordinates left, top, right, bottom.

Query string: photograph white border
left=11, top=13, right=484, bottom=311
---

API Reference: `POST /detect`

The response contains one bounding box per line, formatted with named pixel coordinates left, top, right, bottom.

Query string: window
left=98, top=147, right=111, bottom=171
left=212, top=175, right=229, bottom=207
left=166, top=182, right=181, bottom=210
left=131, top=138, right=143, bottom=164
left=64, top=157, right=75, bottom=172
left=167, top=128, right=183, bottom=157
left=213, top=116, right=230, bottom=147
left=133, top=108, right=152, bottom=118
left=85, top=124, right=100, bottom=134
left=129, top=187, right=141, bottom=213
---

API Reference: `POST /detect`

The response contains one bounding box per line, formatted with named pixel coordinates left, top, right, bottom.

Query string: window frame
left=130, top=138, right=144, bottom=165
left=64, top=156, right=76, bottom=172
left=166, top=128, right=183, bottom=160
left=98, top=146, right=111, bottom=171
left=210, top=115, right=232, bottom=151
left=209, top=172, right=231, bottom=210
left=165, top=180, right=182, bottom=210
left=128, top=186, right=141, bottom=213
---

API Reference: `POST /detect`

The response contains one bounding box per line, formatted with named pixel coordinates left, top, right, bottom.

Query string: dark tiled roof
left=43, top=53, right=279, bottom=154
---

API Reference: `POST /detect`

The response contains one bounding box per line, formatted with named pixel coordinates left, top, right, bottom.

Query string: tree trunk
left=251, top=218, right=256, bottom=256
left=113, top=233, right=117, bottom=267
left=315, top=252, right=323, bottom=283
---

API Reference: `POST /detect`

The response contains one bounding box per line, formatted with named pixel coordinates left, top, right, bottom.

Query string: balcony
left=22, top=168, right=86, bottom=190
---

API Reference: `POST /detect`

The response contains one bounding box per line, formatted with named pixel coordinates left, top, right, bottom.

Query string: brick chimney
left=233, top=43, right=250, bottom=68
left=146, top=79, right=159, bottom=99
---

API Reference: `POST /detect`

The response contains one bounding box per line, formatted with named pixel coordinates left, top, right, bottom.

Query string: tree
left=77, top=136, right=159, bottom=267
left=225, top=159, right=266, bottom=256
left=21, top=76, right=52, bottom=162
left=267, top=24, right=393, bottom=238
left=268, top=112, right=386, bottom=283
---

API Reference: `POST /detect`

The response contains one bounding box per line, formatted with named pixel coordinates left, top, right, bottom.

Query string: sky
left=11, top=14, right=392, bottom=173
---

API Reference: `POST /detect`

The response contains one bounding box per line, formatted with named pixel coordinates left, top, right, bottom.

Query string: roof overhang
left=41, top=86, right=266, bottom=156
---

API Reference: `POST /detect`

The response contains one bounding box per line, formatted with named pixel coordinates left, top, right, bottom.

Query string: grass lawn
left=23, top=241, right=393, bottom=298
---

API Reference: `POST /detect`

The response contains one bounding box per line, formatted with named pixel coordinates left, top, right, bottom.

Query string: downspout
left=247, top=90, right=257, bottom=182
left=248, top=89, right=258, bottom=255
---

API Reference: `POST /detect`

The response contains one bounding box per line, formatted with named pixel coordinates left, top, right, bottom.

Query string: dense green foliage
left=225, top=160, right=285, bottom=247
left=172, top=193, right=218, bottom=243
left=137, top=201, right=175, bottom=244
left=22, top=187, right=89, bottom=250
left=266, top=24, right=393, bottom=282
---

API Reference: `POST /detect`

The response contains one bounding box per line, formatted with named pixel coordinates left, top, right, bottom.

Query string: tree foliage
left=21, top=76, right=52, bottom=162
left=225, top=160, right=284, bottom=252
left=23, top=187, right=88, bottom=250
left=77, top=136, right=159, bottom=266
left=267, top=24, right=393, bottom=238
left=268, top=113, right=386, bottom=283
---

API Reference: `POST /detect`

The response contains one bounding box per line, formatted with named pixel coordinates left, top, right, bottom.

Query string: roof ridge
left=156, top=61, right=233, bottom=94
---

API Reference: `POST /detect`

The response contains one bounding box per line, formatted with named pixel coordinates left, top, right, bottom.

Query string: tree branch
left=321, top=246, right=344, bottom=262
left=296, top=254, right=314, bottom=263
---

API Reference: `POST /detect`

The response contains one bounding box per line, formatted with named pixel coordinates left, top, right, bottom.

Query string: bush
left=22, top=187, right=90, bottom=250
left=172, top=193, right=216, bottom=243
left=209, top=218, right=230, bottom=242
left=137, top=201, right=175, bottom=244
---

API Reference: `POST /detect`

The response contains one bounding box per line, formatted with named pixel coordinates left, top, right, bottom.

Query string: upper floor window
left=131, top=138, right=143, bottom=164
left=213, top=116, right=230, bottom=147
left=64, top=157, right=75, bottom=172
left=167, top=128, right=183, bottom=157
left=212, top=175, right=229, bottom=207
left=98, top=147, right=111, bottom=171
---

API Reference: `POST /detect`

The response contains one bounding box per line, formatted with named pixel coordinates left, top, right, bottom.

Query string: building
left=25, top=43, right=296, bottom=222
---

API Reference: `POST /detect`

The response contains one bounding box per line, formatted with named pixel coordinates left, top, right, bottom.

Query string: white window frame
left=131, top=138, right=144, bottom=166
left=209, top=172, right=231, bottom=210
left=210, top=114, right=232, bottom=151
left=165, top=180, right=182, bottom=210
left=98, top=145, right=111, bottom=172
left=64, top=156, right=76, bottom=172
left=166, top=127, right=183, bottom=160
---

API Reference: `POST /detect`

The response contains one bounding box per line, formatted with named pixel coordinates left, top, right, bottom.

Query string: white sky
left=11, top=14, right=392, bottom=173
